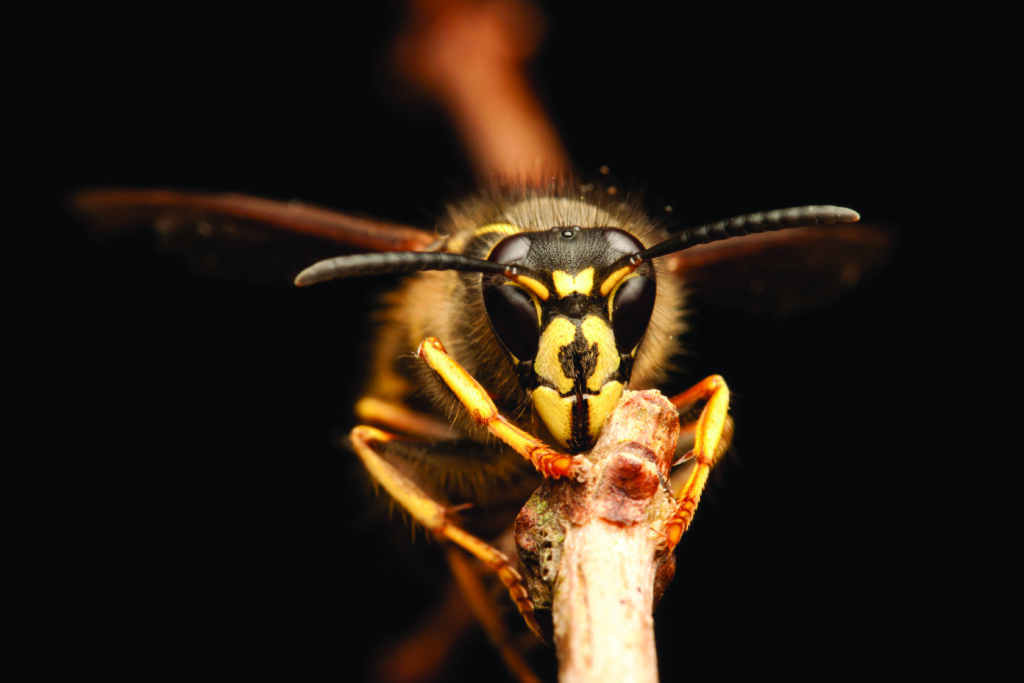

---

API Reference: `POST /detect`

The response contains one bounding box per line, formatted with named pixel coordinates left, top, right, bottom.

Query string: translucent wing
left=69, top=188, right=437, bottom=284
left=663, top=222, right=896, bottom=318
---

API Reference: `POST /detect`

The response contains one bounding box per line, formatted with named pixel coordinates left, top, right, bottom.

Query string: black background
left=19, top=2, right=1015, bottom=680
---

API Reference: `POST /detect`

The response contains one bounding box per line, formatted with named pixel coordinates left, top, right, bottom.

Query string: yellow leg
left=350, top=425, right=542, bottom=638
left=417, top=336, right=588, bottom=480
left=446, top=546, right=544, bottom=683
left=354, top=395, right=458, bottom=441
left=664, top=375, right=732, bottom=549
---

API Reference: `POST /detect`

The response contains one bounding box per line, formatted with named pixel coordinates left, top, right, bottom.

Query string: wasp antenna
left=294, top=252, right=509, bottom=286
left=638, top=205, right=861, bottom=261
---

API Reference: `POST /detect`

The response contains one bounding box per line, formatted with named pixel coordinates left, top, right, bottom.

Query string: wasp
left=70, top=181, right=881, bottom=638
left=63, top=4, right=896, bottom=680
left=282, top=180, right=863, bottom=629
left=72, top=182, right=872, bottom=649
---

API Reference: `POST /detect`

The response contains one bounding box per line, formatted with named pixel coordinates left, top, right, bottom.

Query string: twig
left=516, top=390, right=680, bottom=683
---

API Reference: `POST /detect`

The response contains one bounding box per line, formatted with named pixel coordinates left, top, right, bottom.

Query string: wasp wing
left=69, top=188, right=437, bottom=284
left=663, top=223, right=896, bottom=318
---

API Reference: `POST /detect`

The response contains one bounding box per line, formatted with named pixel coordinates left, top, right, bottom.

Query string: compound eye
left=488, top=233, right=532, bottom=264
left=610, top=276, right=656, bottom=354
left=603, top=228, right=646, bottom=255
left=484, top=285, right=539, bottom=361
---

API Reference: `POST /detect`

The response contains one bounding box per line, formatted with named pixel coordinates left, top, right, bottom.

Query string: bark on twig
left=516, top=390, right=680, bottom=683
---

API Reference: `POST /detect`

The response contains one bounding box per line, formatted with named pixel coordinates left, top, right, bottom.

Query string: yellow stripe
left=531, top=386, right=572, bottom=447
left=599, top=264, right=636, bottom=297
left=535, top=318, right=576, bottom=395
left=586, top=381, right=624, bottom=442
left=513, top=274, right=550, bottom=301
left=581, top=316, right=620, bottom=392
left=552, top=267, right=595, bottom=297
left=475, top=222, right=520, bottom=237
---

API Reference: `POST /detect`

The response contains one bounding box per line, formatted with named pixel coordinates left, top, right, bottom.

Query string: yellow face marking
left=511, top=274, right=550, bottom=301
left=605, top=272, right=641, bottom=320
left=531, top=314, right=624, bottom=450
left=531, top=380, right=625, bottom=451
left=534, top=318, right=577, bottom=395
left=599, top=263, right=638, bottom=297
left=586, top=381, right=624, bottom=442
left=580, top=316, right=621, bottom=392
left=531, top=385, right=572, bottom=447
left=552, top=267, right=595, bottom=297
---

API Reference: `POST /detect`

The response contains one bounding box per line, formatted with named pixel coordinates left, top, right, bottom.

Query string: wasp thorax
left=481, top=223, right=657, bottom=453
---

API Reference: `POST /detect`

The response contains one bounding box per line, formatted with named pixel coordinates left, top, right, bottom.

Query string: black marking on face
left=558, top=324, right=599, bottom=395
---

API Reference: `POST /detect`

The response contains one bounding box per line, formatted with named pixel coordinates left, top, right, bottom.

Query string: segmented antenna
left=294, top=251, right=509, bottom=286
left=638, top=205, right=860, bottom=262
left=294, top=205, right=861, bottom=287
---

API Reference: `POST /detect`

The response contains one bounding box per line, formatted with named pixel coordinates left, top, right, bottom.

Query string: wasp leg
left=446, top=545, right=544, bottom=683
left=355, top=395, right=459, bottom=441
left=417, top=336, right=587, bottom=480
left=349, top=424, right=543, bottom=640
left=663, top=375, right=733, bottom=549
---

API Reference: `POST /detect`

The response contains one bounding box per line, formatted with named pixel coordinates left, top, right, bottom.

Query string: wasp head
left=482, top=224, right=656, bottom=453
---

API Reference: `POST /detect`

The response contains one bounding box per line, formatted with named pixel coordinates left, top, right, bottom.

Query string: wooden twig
left=516, top=390, right=680, bottom=683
